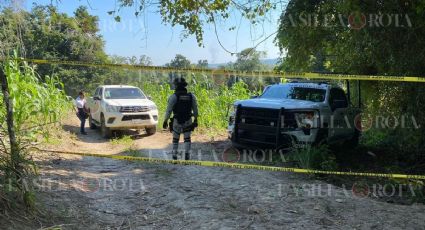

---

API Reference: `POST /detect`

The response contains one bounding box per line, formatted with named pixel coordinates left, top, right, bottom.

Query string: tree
left=139, top=55, right=153, bottom=66
left=109, top=55, right=128, bottom=64
left=276, top=0, right=425, bottom=75
left=233, top=48, right=266, bottom=72
left=276, top=0, right=425, bottom=156
left=230, top=48, right=267, bottom=89
left=196, top=59, right=208, bottom=69
left=75, top=6, right=99, bottom=34
left=166, top=54, right=192, bottom=69
left=0, top=4, right=108, bottom=95
left=113, top=0, right=282, bottom=46
left=164, top=54, right=192, bottom=87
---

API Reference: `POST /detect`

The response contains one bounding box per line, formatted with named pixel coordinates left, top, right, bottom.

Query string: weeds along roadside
left=2, top=57, right=424, bottom=209
left=0, top=56, right=71, bottom=209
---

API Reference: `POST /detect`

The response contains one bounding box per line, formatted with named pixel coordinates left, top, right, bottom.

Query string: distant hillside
left=208, top=58, right=280, bottom=69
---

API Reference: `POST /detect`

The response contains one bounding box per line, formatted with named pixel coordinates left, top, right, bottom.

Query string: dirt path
left=22, top=117, right=425, bottom=229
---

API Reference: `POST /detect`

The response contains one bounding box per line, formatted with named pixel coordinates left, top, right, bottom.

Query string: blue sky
left=23, top=0, right=284, bottom=65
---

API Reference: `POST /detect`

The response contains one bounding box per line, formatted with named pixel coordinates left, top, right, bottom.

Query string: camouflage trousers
left=171, top=118, right=192, bottom=158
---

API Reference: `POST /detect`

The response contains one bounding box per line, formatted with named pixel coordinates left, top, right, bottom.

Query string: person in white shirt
left=74, top=91, right=88, bottom=135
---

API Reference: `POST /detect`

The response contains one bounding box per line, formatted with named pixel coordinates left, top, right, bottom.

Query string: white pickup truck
left=86, top=85, right=159, bottom=138
left=228, top=82, right=361, bottom=150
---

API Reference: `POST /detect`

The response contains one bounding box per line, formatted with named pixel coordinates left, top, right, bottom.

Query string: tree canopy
left=233, top=48, right=266, bottom=72
left=276, top=0, right=425, bottom=76
left=114, top=0, right=282, bottom=46
left=166, top=54, right=192, bottom=69
left=275, top=0, right=425, bottom=157
left=0, top=5, right=157, bottom=95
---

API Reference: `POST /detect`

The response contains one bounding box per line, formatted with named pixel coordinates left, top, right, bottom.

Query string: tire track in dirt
left=32, top=116, right=425, bottom=229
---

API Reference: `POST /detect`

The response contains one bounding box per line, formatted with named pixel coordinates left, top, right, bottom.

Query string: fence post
left=0, top=65, right=19, bottom=165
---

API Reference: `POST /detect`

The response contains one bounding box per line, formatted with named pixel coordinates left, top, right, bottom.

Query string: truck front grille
left=122, top=115, right=150, bottom=121
left=237, top=107, right=297, bottom=129
left=234, top=106, right=297, bottom=148
left=240, top=108, right=280, bottom=120
left=120, top=106, right=150, bottom=113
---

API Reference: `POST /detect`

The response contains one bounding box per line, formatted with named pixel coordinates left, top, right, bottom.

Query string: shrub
left=289, top=144, right=337, bottom=171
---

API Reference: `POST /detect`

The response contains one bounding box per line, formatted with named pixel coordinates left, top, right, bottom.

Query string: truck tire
left=89, top=115, right=97, bottom=129
left=145, top=126, right=157, bottom=135
left=345, top=129, right=360, bottom=148
left=313, top=128, right=329, bottom=146
left=100, top=115, right=112, bottom=138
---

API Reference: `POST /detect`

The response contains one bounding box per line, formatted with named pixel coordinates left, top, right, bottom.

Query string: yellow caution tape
left=2, top=58, right=425, bottom=82
left=32, top=148, right=425, bottom=180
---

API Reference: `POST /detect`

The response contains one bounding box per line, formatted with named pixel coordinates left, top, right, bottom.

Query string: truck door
left=91, top=87, right=102, bottom=122
left=328, top=88, right=352, bottom=141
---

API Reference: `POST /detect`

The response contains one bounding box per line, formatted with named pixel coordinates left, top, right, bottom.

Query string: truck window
left=261, top=85, right=326, bottom=102
left=104, top=88, right=146, bottom=99
left=99, top=88, right=103, bottom=99
left=94, top=88, right=100, bottom=97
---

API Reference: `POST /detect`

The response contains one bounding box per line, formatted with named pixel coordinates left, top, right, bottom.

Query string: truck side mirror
left=93, top=96, right=101, bottom=101
left=147, top=96, right=152, bottom=100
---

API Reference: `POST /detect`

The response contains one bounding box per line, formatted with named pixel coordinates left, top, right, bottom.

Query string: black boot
left=184, top=152, right=190, bottom=160
left=172, top=152, right=178, bottom=160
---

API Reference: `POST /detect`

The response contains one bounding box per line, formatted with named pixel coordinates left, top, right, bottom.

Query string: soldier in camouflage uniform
left=163, top=77, right=198, bottom=160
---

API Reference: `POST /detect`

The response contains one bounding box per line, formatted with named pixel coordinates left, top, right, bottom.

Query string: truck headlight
left=105, top=104, right=120, bottom=112
left=148, top=104, right=157, bottom=111
left=228, top=105, right=237, bottom=126
left=294, top=111, right=319, bottom=129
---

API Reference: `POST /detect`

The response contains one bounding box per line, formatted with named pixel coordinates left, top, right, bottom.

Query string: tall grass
left=4, top=58, right=71, bottom=135
left=140, top=82, right=173, bottom=126
left=141, top=80, right=252, bottom=131
left=0, top=57, right=71, bottom=208
left=288, top=145, right=337, bottom=171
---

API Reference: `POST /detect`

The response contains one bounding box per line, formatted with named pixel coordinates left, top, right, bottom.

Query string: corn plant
left=139, top=74, right=253, bottom=131
left=0, top=56, right=71, bottom=208
left=4, top=59, right=71, bottom=134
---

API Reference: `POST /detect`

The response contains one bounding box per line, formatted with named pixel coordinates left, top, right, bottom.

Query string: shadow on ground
left=62, top=124, right=152, bottom=143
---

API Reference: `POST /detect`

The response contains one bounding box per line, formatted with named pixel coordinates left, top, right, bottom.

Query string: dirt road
left=18, top=117, right=425, bottom=229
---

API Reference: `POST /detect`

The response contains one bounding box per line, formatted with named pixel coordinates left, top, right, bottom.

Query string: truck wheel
left=89, top=115, right=96, bottom=129
left=313, top=128, right=329, bottom=146
left=100, top=115, right=112, bottom=138
left=345, top=130, right=360, bottom=148
left=145, top=126, right=157, bottom=135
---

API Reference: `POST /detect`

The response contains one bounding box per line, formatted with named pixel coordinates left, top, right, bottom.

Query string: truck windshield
left=104, top=88, right=146, bottom=99
left=261, top=85, right=326, bottom=102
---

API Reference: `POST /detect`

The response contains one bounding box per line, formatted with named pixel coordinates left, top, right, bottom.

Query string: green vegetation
left=108, top=52, right=263, bottom=131
left=142, top=80, right=252, bottom=130
left=165, top=54, right=192, bottom=69
left=288, top=145, right=337, bottom=171
left=110, top=135, right=134, bottom=147
left=114, top=0, right=279, bottom=46
left=0, top=5, right=107, bottom=95
left=125, top=147, right=145, bottom=157
left=1, top=0, right=425, bottom=211
left=0, top=57, right=70, bottom=208
left=4, top=57, right=71, bottom=133
left=276, top=0, right=425, bottom=174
